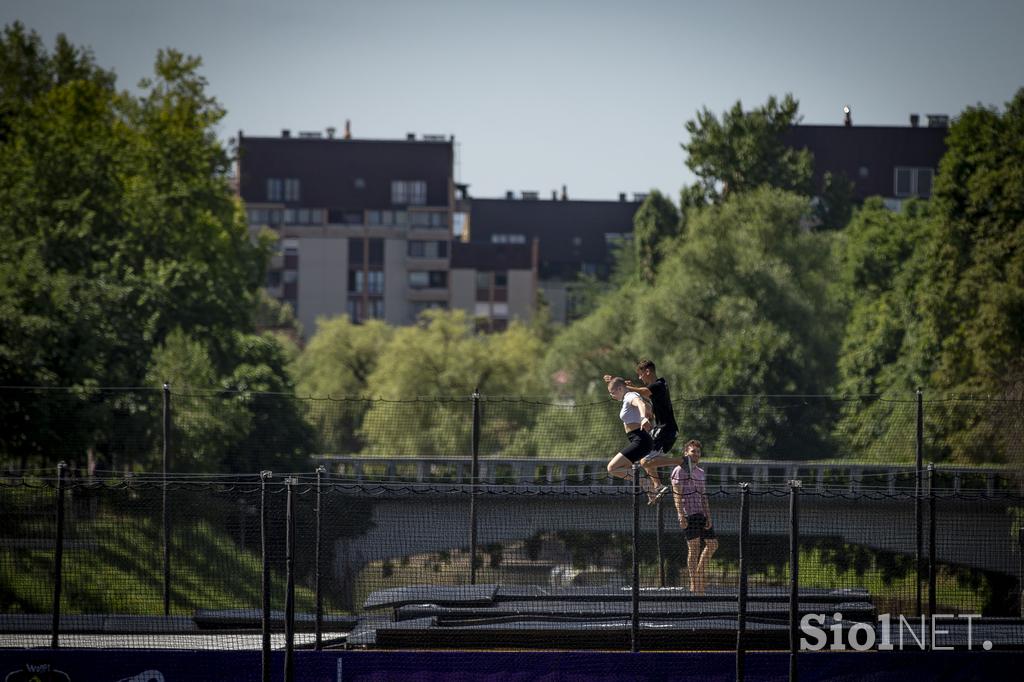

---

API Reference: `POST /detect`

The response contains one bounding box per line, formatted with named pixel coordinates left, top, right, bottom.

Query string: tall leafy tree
left=682, top=94, right=814, bottom=204
left=0, top=25, right=294, bottom=471
left=633, top=190, right=681, bottom=283
left=635, top=188, right=841, bottom=458
left=918, top=90, right=1024, bottom=463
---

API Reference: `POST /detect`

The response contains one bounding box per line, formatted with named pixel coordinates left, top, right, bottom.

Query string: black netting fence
left=1, top=387, right=1023, bottom=662
left=2, top=470, right=1022, bottom=654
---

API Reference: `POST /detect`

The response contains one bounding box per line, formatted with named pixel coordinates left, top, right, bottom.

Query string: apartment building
left=465, top=192, right=642, bottom=323
left=238, top=128, right=536, bottom=338
left=784, top=111, right=949, bottom=208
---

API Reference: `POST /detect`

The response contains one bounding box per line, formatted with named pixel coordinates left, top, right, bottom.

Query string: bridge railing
left=311, top=455, right=1022, bottom=495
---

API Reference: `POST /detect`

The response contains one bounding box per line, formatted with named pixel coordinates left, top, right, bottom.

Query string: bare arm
left=672, top=483, right=688, bottom=528
left=625, top=382, right=652, bottom=398
left=629, top=395, right=652, bottom=430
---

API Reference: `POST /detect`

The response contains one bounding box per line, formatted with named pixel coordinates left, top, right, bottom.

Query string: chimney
left=281, top=129, right=291, bottom=138
left=619, top=192, right=626, bottom=201
left=909, top=113, right=920, bottom=128
left=406, top=132, right=416, bottom=141
left=326, top=126, right=336, bottom=139
left=506, top=190, right=514, bottom=200
left=344, top=119, right=352, bottom=140
left=560, top=184, right=568, bottom=201
left=842, top=105, right=851, bottom=127
left=552, top=190, right=558, bottom=200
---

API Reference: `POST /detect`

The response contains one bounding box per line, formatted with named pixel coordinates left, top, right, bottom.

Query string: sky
left=3, top=0, right=1023, bottom=201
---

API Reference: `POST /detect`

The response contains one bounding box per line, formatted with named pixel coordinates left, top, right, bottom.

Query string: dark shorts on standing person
left=650, top=426, right=677, bottom=455
left=620, top=428, right=654, bottom=463
left=684, top=513, right=716, bottom=541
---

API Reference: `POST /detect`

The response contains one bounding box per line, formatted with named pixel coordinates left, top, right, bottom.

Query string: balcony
left=407, top=287, right=449, bottom=302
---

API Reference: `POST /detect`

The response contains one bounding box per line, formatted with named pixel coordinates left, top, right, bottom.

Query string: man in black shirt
left=604, top=359, right=681, bottom=503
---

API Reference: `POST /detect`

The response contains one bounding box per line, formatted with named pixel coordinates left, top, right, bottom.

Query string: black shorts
left=684, top=513, right=716, bottom=541
left=620, top=428, right=654, bottom=463
left=650, top=426, right=677, bottom=455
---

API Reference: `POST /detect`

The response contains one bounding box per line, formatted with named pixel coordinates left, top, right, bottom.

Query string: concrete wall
left=507, top=270, right=534, bottom=322
left=449, top=269, right=476, bottom=317
left=383, top=238, right=407, bottom=325
left=297, top=237, right=348, bottom=337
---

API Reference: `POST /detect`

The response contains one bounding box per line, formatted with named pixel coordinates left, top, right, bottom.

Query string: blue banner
left=1, top=649, right=1020, bottom=681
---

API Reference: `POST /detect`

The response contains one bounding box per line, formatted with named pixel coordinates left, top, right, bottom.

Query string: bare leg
left=607, top=453, right=655, bottom=495
left=686, top=538, right=701, bottom=592
left=695, top=539, right=719, bottom=594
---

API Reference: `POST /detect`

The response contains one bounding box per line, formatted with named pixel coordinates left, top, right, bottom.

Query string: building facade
left=784, top=113, right=949, bottom=209
left=238, top=130, right=536, bottom=338
left=465, top=193, right=642, bottom=323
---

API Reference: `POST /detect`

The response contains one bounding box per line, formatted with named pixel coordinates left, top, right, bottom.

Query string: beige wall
left=297, top=238, right=348, bottom=338
left=507, top=270, right=535, bottom=322
left=383, top=238, right=408, bottom=325
left=449, top=269, right=476, bottom=316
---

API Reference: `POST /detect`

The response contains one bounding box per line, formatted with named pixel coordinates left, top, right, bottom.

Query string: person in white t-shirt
left=604, top=376, right=659, bottom=503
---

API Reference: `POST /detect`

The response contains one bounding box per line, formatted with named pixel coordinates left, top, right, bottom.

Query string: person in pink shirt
left=671, top=439, right=718, bottom=594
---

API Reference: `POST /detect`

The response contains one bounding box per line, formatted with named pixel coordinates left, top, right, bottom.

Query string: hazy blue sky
left=4, top=0, right=1023, bottom=200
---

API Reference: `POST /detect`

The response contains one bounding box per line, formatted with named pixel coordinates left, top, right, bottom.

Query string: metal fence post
left=916, top=387, right=923, bottom=617
left=162, top=381, right=172, bottom=617
left=631, top=462, right=640, bottom=653
left=260, top=470, right=272, bottom=682
left=469, top=388, right=480, bottom=585
left=51, top=461, right=67, bottom=649
left=737, top=482, right=750, bottom=682
left=315, top=465, right=325, bottom=651
left=928, top=463, right=937, bottom=621
left=657, top=496, right=666, bottom=588
left=789, top=479, right=801, bottom=682
left=284, top=476, right=296, bottom=682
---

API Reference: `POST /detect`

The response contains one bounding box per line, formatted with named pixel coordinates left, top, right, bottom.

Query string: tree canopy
left=0, top=24, right=303, bottom=472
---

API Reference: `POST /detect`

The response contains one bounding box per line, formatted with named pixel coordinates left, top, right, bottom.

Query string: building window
left=349, top=269, right=383, bottom=294
left=407, top=240, right=448, bottom=258
left=474, top=302, right=509, bottom=318
left=391, top=180, right=427, bottom=206
left=491, top=234, right=526, bottom=245
left=408, top=271, right=448, bottom=289
left=284, top=178, right=300, bottom=202
left=367, top=270, right=383, bottom=294
left=267, top=178, right=282, bottom=201
left=894, top=167, right=934, bottom=198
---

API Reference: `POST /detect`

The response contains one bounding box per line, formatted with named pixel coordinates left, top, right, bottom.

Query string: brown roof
left=238, top=135, right=453, bottom=209
left=783, top=125, right=948, bottom=199
left=451, top=241, right=532, bottom=271
left=468, top=198, right=640, bottom=280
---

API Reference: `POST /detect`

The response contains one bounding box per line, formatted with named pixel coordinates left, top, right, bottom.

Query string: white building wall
left=383, top=238, right=407, bottom=325
left=507, top=270, right=534, bottom=323
left=297, top=237, right=348, bottom=339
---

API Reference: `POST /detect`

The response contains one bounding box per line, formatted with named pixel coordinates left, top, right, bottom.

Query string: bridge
left=318, top=458, right=1023, bottom=608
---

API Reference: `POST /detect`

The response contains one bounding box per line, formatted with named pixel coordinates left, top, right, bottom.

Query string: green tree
left=290, top=316, right=395, bottom=453
left=0, top=26, right=288, bottom=471
left=918, top=90, right=1024, bottom=463
left=831, top=199, right=936, bottom=459
left=815, top=171, right=855, bottom=230
left=683, top=94, right=814, bottom=204
left=357, top=309, right=546, bottom=457
left=633, top=190, right=681, bottom=283
left=635, top=188, right=841, bottom=458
